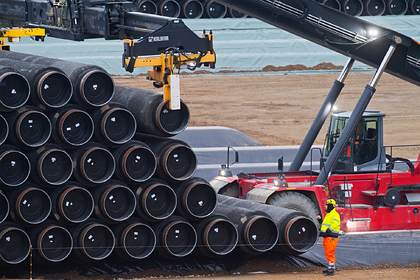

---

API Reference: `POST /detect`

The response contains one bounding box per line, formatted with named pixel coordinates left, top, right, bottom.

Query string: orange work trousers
left=323, top=237, right=338, bottom=264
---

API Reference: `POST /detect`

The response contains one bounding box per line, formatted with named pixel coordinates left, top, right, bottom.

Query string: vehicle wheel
left=218, top=182, right=239, bottom=198
left=267, top=192, right=320, bottom=223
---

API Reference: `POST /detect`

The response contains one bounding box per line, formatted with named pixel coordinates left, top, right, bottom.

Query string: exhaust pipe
left=111, top=140, right=157, bottom=184
left=385, top=0, right=408, bottom=14
left=0, top=144, right=30, bottom=187
left=133, top=178, right=177, bottom=222
left=339, top=0, right=364, bottom=16
left=193, top=214, right=238, bottom=257
left=155, top=0, right=181, bottom=17
left=135, top=0, right=158, bottom=14
left=410, top=0, right=420, bottom=14
left=30, top=220, right=73, bottom=263
left=5, top=105, right=52, bottom=149
left=0, top=66, right=30, bottom=112
left=9, top=183, right=52, bottom=226
left=173, top=177, right=217, bottom=220
left=112, top=218, right=156, bottom=260
left=0, top=222, right=31, bottom=265
left=112, top=86, right=190, bottom=137
left=134, top=134, right=197, bottom=182
left=203, top=0, right=227, bottom=18
left=91, top=103, right=137, bottom=147
left=179, top=0, right=204, bottom=18
left=362, top=0, right=386, bottom=15
left=71, top=219, right=115, bottom=262
left=28, top=143, right=73, bottom=186
left=49, top=104, right=94, bottom=149
left=92, top=180, right=137, bottom=224
left=0, top=50, right=114, bottom=109
left=153, top=215, right=197, bottom=258
left=213, top=201, right=279, bottom=254
left=49, top=182, right=94, bottom=225
left=70, top=141, right=116, bottom=187
left=217, top=195, right=319, bottom=255
left=0, top=58, right=72, bottom=110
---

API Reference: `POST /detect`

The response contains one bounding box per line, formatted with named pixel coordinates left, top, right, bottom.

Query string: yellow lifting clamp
left=0, top=28, right=45, bottom=50
left=123, top=30, right=216, bottom=110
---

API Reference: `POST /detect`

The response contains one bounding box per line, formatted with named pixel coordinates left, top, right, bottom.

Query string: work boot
left=324, top=269, right=335, bottom=276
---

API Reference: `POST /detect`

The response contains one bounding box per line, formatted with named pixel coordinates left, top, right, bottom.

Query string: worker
left=317, top=198, right=341, bottom=276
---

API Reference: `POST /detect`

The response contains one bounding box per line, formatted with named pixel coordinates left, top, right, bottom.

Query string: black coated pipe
left=111, top=140, right=157, bottom=184
left=49, top=104, right=94, bottom=149
left=386, top=0, right=408, bottom=14
left=0, top=65, right=30, bottom=112
left=134, top=134, right=197, bottom=182
left=0, top=191, right=8, bottom=224
left=0, top=50, right=114, bottom=109
left=339, top=0, right=363, bottom=20
left=410, top=0, right=420, bottom=14
left=30, top=220, right=73, bottom=263
left=217, top=195, right=319, bottom=255
left=322, top=0, right=342, bottom=10
left=0, top=57, right=72, bottom=110
left=0, top=144, right=30, bottom=187
left=133, top=178, right=177, bottom=222
left=91, top=103, right=137, bottom=147
left=5, top=105, right=51, bottom=150
left=0, top=222, right=31, bottom=265
left=152, top=215, right=197, bottom=258
left=70, top=218, right=115, bottom=262
left=173, top=177, right=217, bottom=220
left=203, top=0, right=227, bottom=18
left=227, top=7, right=247, bottom=18
left=49, top=182, right=94, bottom=225
left=193, top=214, right=238, bottom=257
left=0, top=113, right=8, bottom=146
left=362, top=0, right=386, bottom=15
left=135, top=0, right=158, bottom=14
left=8, top=183, right=52, bottom=226
left=213, top=202, right=278, bottom=254
left=70, top=141, right=115, bottom=187
left=93, top=180, right=137, bottom=224
left=112, top=218, right=156, bottom=260
left=155, top=0, right=181, bottom=17
left=179, top=0, right=204, bottom=18
left=112, top=86, right=190, bottom=137
left=28, top=143, right=73, bottom=186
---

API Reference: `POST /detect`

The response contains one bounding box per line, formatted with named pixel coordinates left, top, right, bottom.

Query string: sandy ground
left=108, top=69, right=420, bottom=280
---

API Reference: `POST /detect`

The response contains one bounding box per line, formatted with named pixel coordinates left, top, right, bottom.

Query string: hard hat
left=326, top=198, right=336, bottom=206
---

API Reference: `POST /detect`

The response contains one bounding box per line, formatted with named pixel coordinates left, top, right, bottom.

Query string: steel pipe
left=134, top=134, right=197, bottom=182
left=179, top=0, right=204, bottom=18
left=5, top=105, right=51, bottom=150
left=9, top=183, right=52, bottom=226
left=0, top=66, right=30, bottom=112
left=112, top=86, right=190, bottom=137
left=203, top=0, right=227, bottom=18
left=92, top=180, right=137, bottom=224
left=111, top=140, right=157, bottom=184
left=152, top=215, right=197, bottom=258
left=339, top=0, right=364, bottom=15
left=321, top=0, right=342, bottom=10
left=0, top=113, right=8, bottom=146
left=0, top=57, right=72, bottom=110
left=173, top=177, right=217, bottom=220
left=91, top=103, right=137, bottom=147
left=112, top=218, right=156, bottom=260
left=49, top=104, right=94, bottom=149
left=30, top=220, right=73, bottom=263
left=0, top=191, right=8, bottom=224
left=217, top=195, right=319, bottom=255
left=410, top=0, right=420, bottom=14
left=362, top=0, right=386, bottom=15
left=0, top=50, right=114, bottom=109
left=135, top=0, right=158, bottom=14
left=0, top=222, right=31, bottom=265
left=70, top=219, right=115, bottom=262
left=133, top=178, right=177, bottom=222
left=193, top=214, right=238, bottom=257
left=155, top=0, right=181, bottom=17
left=213, top=202, right=278, bottom=254
left=0, top=144, right=30, bottom=187
left=227, top=7, right=248, bottom=18
left=49, top=182, right=94, bottom=225
left=28, top=143, right=73, bottom=186
left=70, top=141, right=115, bottom=187
left=386, top=0, right=408, bottom=14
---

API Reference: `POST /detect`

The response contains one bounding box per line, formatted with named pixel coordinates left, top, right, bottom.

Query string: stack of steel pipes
left=0, top=50, right=318, bottom=270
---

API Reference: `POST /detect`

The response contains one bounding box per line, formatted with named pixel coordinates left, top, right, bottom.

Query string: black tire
left=267, top=192, right=320, bottom=223
left=218, top=183, right=239, bottom=198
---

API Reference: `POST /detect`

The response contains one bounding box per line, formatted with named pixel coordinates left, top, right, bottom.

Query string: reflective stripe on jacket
left=320, top=208, right=340, bottom=237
